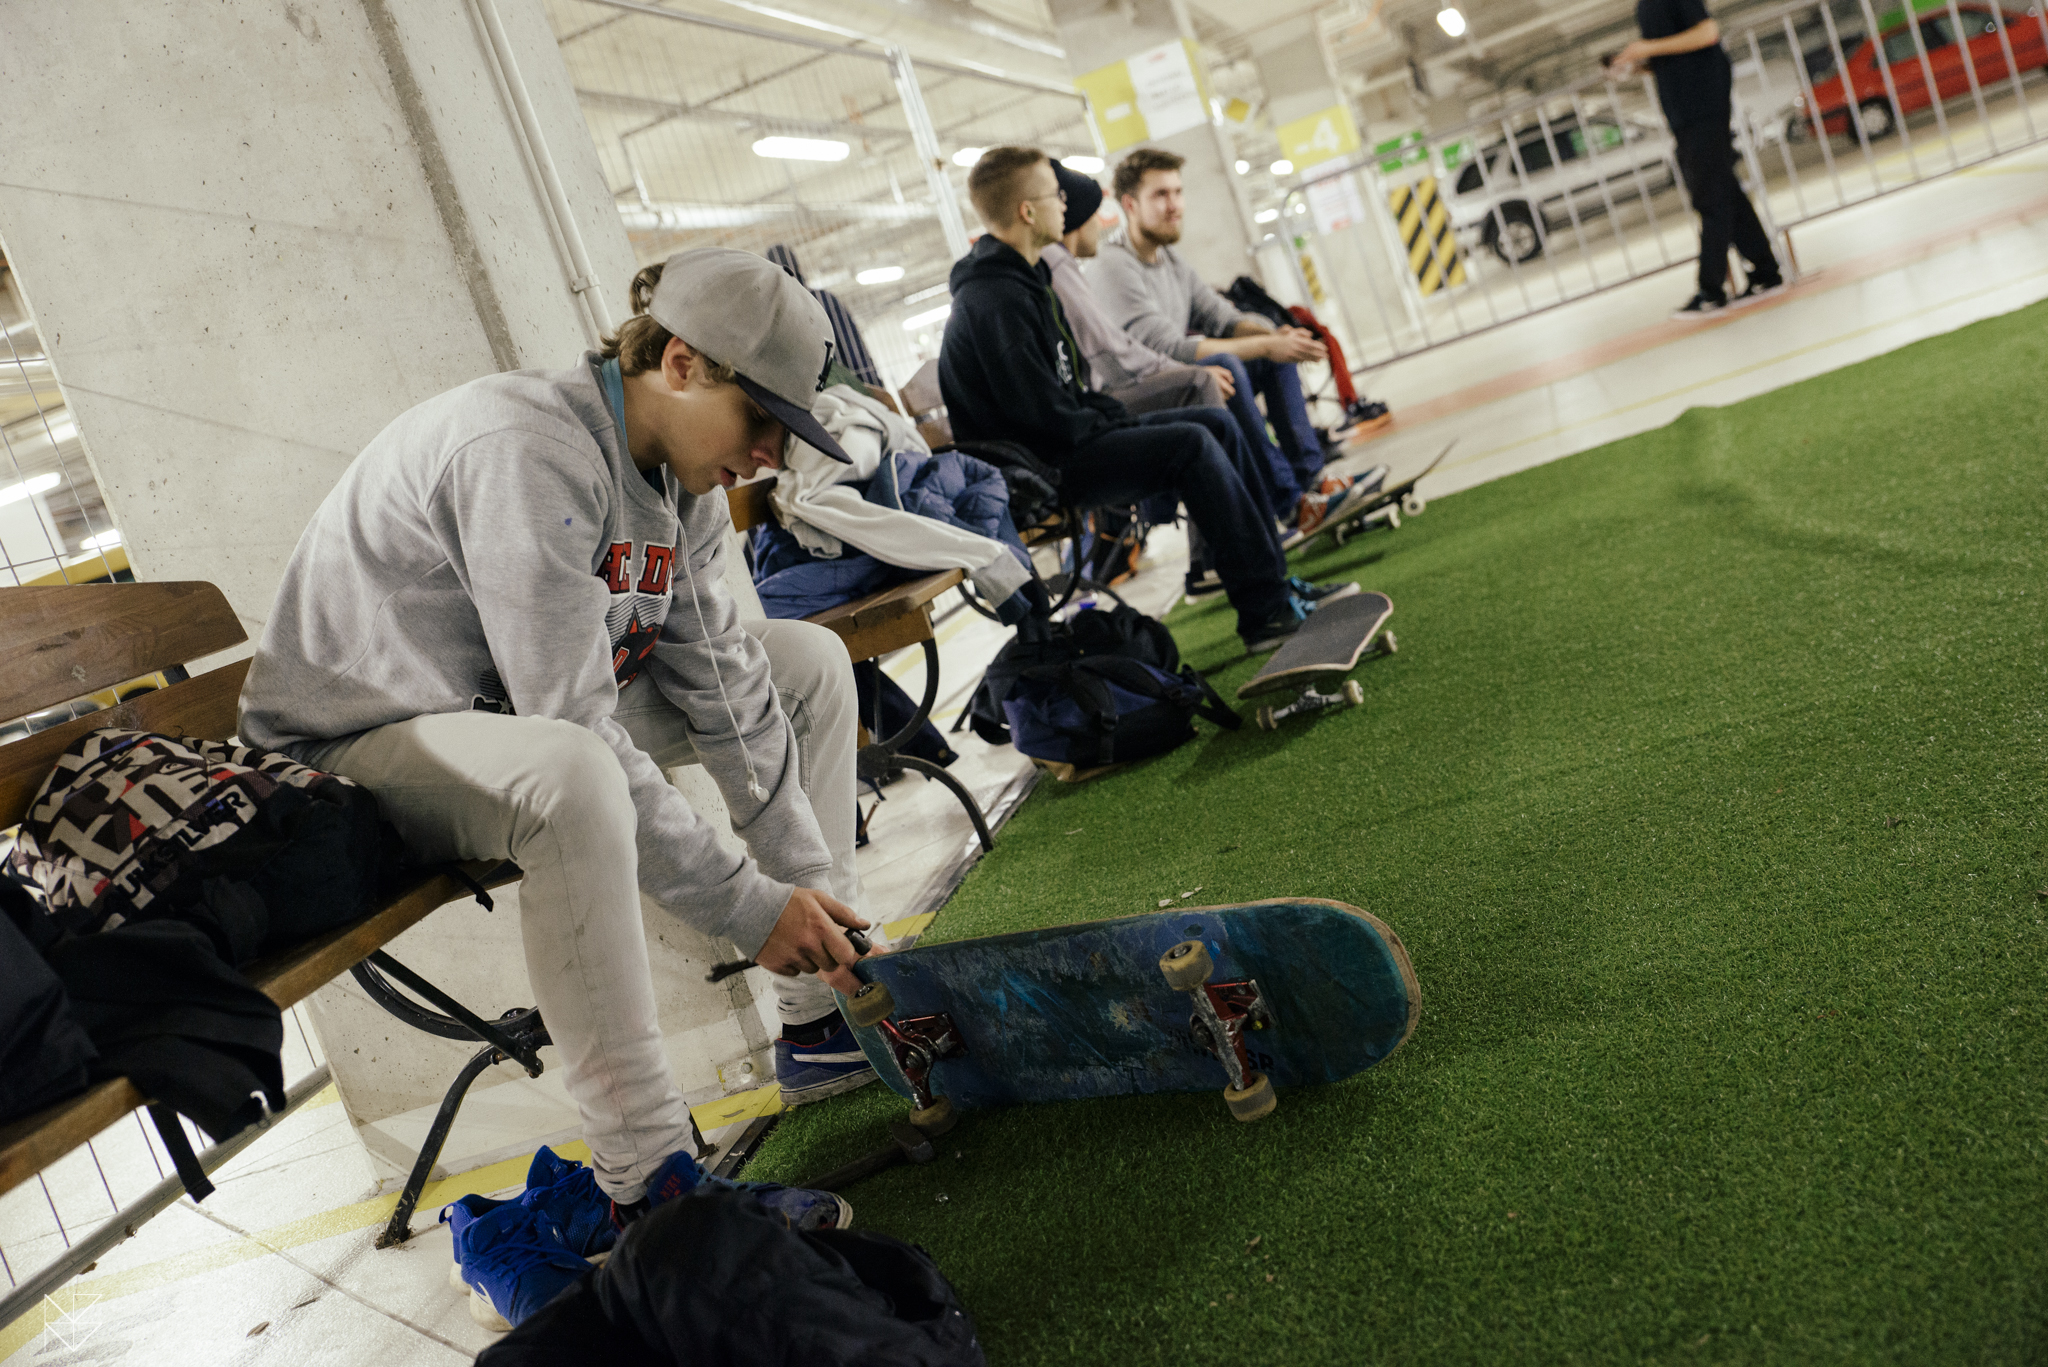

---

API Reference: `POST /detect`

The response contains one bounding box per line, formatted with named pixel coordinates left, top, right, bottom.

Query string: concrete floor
left=4, top=136, right=2046, bottom=1365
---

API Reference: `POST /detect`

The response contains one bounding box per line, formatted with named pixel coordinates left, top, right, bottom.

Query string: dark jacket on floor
left=477, top=1191, right=986, bottom=1367
left=937, top=236, right=1132, bottom=469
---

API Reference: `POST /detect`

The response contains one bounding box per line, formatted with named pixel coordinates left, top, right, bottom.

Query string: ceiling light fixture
left=1062, top=155, right=1105, bottom=174
left=903, top=304, right=952, bottom=331
left=1270, top=159, right=1294, bottom=175
left=0, top=472, right=60, bottom=507
left=752, top=136, right=850, bottom=162
left=1437, top=6, right=1467, bottom=36
left=1235, top=159, right=1251, bottom=175
left=1254, top=207, right=1281, bottom=223
left=952, top=147, right=986, bottom=167
left=78, top=529, right=123, bottom=551
left=857, top=266, right=906, bottom=285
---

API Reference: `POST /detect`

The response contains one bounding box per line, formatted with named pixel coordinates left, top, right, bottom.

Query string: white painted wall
left=0, top=0, right=776, bottom=1189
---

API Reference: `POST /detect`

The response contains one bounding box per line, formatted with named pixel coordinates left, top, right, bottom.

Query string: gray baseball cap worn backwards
left=647, top=247, right=852, bottom=464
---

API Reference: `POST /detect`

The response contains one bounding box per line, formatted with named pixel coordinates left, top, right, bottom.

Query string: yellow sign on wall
left=1075, top=39, right=1212, bottom=155
left=1275, top=105, right=1361, bottom=171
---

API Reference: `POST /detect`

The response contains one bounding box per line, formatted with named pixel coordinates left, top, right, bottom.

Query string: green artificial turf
left=746, top=301, right=2048, bottom=1365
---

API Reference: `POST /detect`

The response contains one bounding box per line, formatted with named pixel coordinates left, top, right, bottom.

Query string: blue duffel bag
left=969, top=606, right=1241, bottom=768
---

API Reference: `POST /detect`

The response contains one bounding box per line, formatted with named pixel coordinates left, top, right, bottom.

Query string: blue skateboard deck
left=842, top=899, right=1418, bottom=1114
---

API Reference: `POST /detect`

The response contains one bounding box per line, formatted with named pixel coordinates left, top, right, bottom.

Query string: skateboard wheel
left=1159, top=940, right=1213, bottom=991
left=1385, top=507, right=1401, bottom=529
left=1331, top=525, right=1349, bottom=548
left=1224, top=1072, right=1277, bottom=1122
left=910, top=1096, right=957, bottom=1135
left=1380, top=630, right=1398, bottom=656
left=1343, top=680, right=1364, bottom=707
left=846, top=982, right=896, bottom=1028
left=1256, top=705, right=1276, bottom=731
left=1402, top=492, right=1426, bottom=516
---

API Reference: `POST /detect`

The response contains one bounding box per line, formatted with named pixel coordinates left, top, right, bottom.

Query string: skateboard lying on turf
left=1303, top=439, right=1457, bottom=550
left=1238, top=591, right=1396, bottom=730
left=839, top=898, right=1418, bottom=1126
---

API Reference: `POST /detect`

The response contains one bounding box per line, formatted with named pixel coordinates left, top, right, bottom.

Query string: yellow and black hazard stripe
left=1387, top=177, right=1466, bottom=296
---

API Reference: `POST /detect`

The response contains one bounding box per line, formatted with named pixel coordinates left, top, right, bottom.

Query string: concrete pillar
left=1047, top=0, right=1256, bottom=287
left=0, top=0, right=780, bottom=1191
left=1249, top=16, right=1411, bottom=365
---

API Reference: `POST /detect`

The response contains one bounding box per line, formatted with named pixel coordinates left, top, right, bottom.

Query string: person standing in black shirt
left=1611, top=0, right=1785, bottom=316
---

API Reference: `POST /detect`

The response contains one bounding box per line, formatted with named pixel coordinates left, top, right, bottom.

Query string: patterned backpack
left=6, top=730, right=401, bottom=964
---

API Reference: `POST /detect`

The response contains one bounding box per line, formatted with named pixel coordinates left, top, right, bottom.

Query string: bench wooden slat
left=0, top=583, right=245, bottom=722
left=0, top=660, right=251, bottom=829
left=0, top=1079, right=148, bottom=1196
left=810, top=570, right=963, bottom=663
left=725, top=476, right=776, bottom=534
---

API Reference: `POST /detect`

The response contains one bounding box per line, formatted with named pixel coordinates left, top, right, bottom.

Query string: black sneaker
left=1184, top=567, right=1224, bottom=601
left=1242, top=598, right=1311, bottom=654
left=1672, top=292, right=1726, bottom=319
left=1728, top=277, right=1786, bottom=308
left=1338, top=399, right=1392, bottom=434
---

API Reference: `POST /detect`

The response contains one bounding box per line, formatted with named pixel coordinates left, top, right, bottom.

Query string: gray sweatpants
left=302, top=618, right=858, bottom=1201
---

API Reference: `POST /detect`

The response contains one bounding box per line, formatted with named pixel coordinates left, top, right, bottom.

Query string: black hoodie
left=937, top=236, right=1133, bottom=469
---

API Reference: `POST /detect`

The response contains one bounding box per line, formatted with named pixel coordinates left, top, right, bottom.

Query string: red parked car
left=1792, top=4, right=2048, bottom=140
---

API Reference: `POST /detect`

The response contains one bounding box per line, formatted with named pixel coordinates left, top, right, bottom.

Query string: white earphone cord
left=679, top=547, right=769, bottom=803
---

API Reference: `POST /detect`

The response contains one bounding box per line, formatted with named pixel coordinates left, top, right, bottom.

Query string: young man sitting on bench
left=238, top=249, right=875, bottom=1229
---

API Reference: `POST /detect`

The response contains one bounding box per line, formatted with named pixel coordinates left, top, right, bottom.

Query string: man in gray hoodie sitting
left=239, top=250, right=876, bottom=1225
left=1090, top=148, right=1392, bottom=528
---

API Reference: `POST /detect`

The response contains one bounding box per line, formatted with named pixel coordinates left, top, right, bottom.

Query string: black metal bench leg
left=352, top=952, right=550, bottom=1248
left=859, top=638, right=994, bottom=851
left=893, top=754, right=994, bottom=851
left=376, top=1041, right=503, bottom=1249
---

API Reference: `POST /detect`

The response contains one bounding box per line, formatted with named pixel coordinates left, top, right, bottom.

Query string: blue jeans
left=1063, top=415, right=1289, bottom=638
left=1199, top=352, right=1301, bottom=513
left=1237, top=356, right=1325, bottom=495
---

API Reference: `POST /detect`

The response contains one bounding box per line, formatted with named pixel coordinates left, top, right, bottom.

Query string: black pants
left=1673, top=120, right=1779, bottom=299
left=1063, top=417, right=1289, bottom=639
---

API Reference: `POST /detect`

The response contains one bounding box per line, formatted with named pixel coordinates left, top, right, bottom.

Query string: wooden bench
left=726, top=478, right=993, bottom=850
left=0, top=581, right=530, bottom=1327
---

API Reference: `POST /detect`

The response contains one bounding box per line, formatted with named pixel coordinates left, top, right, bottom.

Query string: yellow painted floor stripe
left=2, top=1084, right=791, bottom=1355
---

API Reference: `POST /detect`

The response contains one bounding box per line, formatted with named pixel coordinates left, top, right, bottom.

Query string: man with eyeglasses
left=936, top=146, right=1358, bottom=654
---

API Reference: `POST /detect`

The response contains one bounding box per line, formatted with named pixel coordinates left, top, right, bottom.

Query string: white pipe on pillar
left=891, top=46, right=975, bottom=260
left=470, top=0, right=616, bottom=341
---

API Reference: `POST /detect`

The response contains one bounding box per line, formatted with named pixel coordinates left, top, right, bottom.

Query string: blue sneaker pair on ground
left=442, top=1145, right=851, bottom=1331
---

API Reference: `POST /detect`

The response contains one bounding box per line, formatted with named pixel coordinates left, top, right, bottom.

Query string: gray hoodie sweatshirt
left=239, top=355, right=829, bottom=954
left=1086, top=237, right=1245, bottom=363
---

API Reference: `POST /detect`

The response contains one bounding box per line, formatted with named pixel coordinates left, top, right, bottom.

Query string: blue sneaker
left=443, top=1198, right=591, bottom=1331
left=702, top=1175, right=852, bottom=1231
left=441, top=1192, right=512, bottom=1292
left=775, top=1016, right=878, bottom=1106
left=1286, top=576, right=1359, bottom=606
left=518, top=1146, right=618, bottom=1259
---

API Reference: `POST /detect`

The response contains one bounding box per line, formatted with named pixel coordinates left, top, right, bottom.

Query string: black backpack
left=1225, top=275, right=1297, bottom=330
left=946, top=437, right=1062, bottom=529
left=968, top=606, right=1240, bottom=768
